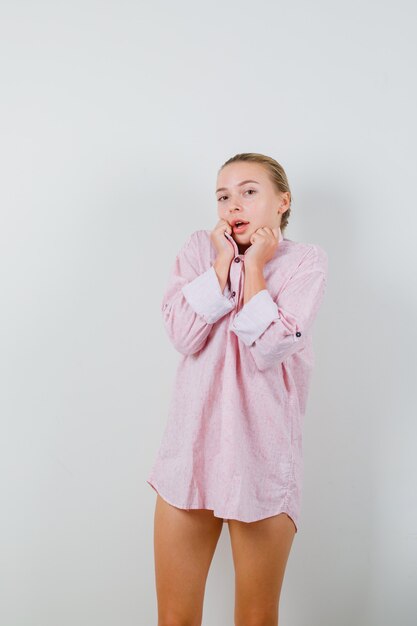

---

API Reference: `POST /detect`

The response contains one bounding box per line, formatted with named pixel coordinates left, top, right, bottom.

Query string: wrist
left=213, top=255, right=231, bottom=293
left=244, top=260, right=264, bottom=274
left=214, top=252, right=233, bottom=268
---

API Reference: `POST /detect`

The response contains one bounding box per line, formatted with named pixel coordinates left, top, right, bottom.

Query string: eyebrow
left=215, top=180, right=260, bottom=194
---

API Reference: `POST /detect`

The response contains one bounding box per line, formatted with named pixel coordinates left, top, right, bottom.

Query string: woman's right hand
left=210, top=219, right=235, bottom=262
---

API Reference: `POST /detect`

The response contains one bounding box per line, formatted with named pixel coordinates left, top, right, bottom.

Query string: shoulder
left=180, top=229, right=210, bottom=247
left=301, top=242, right=328, bottom=273
left=175, top=230, right=213, bottom=270
left=279, top=237, right=328, bottom=276
left=179, top=229, right=213, bottom=256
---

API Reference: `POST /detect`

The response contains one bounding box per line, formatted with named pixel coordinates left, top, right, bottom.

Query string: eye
left=217, top=189, right=256, bottom=202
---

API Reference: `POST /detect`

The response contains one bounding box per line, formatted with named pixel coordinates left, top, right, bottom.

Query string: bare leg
left=153, top=494, right=224, bottom=626
left=228, top=512, right=296, bottom=626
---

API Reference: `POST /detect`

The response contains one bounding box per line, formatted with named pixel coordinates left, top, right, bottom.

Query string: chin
left=235, top=228, right=253, bottom=237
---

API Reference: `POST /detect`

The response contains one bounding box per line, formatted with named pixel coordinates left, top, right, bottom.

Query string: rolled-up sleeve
left=230, top=245, right=328, bottom=371
left=162, top=232, right=235, bottom=355
left=182, top=265, right=235, bottom=323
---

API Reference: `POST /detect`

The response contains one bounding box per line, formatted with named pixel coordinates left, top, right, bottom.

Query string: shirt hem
left=146, top=477, right=298, bottom=532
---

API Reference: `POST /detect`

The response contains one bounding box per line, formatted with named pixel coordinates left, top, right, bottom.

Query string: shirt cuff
left=222, top=282, right=232, bottom=298
left=181, top=265, right=235, bottom=323
left=229, top=289, right=279, bottom=346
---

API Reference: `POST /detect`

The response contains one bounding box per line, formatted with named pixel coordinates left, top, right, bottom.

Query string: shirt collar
left=223, top=227, right=284, bottom=260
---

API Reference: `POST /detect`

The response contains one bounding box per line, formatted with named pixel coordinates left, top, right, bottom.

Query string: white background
left=1, top=1, right=416, bottom=624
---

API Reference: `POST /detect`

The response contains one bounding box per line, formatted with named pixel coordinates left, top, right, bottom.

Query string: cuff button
left=231, top=291, right=236, bottom=297
left=296, top=331, right=301, bottom=337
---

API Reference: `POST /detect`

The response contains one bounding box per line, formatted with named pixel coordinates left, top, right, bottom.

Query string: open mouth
left=233, top=221, right=250, bottom=234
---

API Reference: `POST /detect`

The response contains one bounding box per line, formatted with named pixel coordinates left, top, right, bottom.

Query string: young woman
left=146, top=152, right=328, bottom=625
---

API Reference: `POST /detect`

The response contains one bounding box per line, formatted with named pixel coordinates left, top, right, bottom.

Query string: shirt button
left=296, top=331, right=301, bottom=337
left=231, top=291, right=236, bottom=297
left=234, top=257, right=240, bottom=263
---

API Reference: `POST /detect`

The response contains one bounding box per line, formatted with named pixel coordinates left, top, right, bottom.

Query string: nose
left=229, top=198, right=244, bottom=214
left=225, top=190, right=243, bottom=209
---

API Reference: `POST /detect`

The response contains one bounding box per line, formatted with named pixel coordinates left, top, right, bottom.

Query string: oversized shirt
left=146, top=227, right=328, bottom=532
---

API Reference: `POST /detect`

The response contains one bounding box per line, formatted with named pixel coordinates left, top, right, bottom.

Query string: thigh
left=153, top=494, right=224, bottom=626
left=228, top=513, right=296, bottom=626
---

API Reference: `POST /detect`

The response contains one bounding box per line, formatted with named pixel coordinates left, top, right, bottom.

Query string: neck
left=238, top=241, right=251, bottom=254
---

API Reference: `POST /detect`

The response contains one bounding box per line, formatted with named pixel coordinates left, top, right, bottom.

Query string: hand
left=210, top=218, right=235, bottom=262
left=244, top=226, right=280, bottom=269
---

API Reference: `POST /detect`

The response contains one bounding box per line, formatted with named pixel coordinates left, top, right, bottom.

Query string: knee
left=158, top=621, right=196, bottom=626
left=158, top=614, right=200, bottom=626
left=235, top=609, right=279, bottom=626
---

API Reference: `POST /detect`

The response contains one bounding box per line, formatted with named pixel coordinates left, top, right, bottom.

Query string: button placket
left=224, top=231, right=245, bottom=307
left=230, top=257, right=244, bottom=312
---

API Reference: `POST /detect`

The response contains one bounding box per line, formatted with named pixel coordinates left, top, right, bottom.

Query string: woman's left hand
left=244, top=226, right=280, bottom=268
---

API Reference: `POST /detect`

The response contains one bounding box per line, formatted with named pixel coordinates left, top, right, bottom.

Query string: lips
left=232, top=220, right=250, bottom=234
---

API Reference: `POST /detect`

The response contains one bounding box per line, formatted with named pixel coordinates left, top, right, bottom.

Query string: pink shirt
left=146, top=227, right=328, bottom=532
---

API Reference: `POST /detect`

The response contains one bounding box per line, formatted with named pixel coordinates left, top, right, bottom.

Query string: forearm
left=243, top=263, right=267, bottom=305
left=213, top=254, right=232, bottom=292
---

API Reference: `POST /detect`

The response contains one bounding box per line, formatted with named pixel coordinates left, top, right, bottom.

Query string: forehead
left=216, top=162, right=270, bottom=190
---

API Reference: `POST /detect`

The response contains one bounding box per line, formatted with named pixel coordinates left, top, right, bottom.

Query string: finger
left=261, top=226, right=278, bottom=240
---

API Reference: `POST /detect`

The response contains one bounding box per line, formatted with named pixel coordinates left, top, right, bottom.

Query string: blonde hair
left=218, top=152, right=292, bottom=233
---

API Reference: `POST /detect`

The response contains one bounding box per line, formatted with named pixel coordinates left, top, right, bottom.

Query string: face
left=216, top=162, right=290, bottom=252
